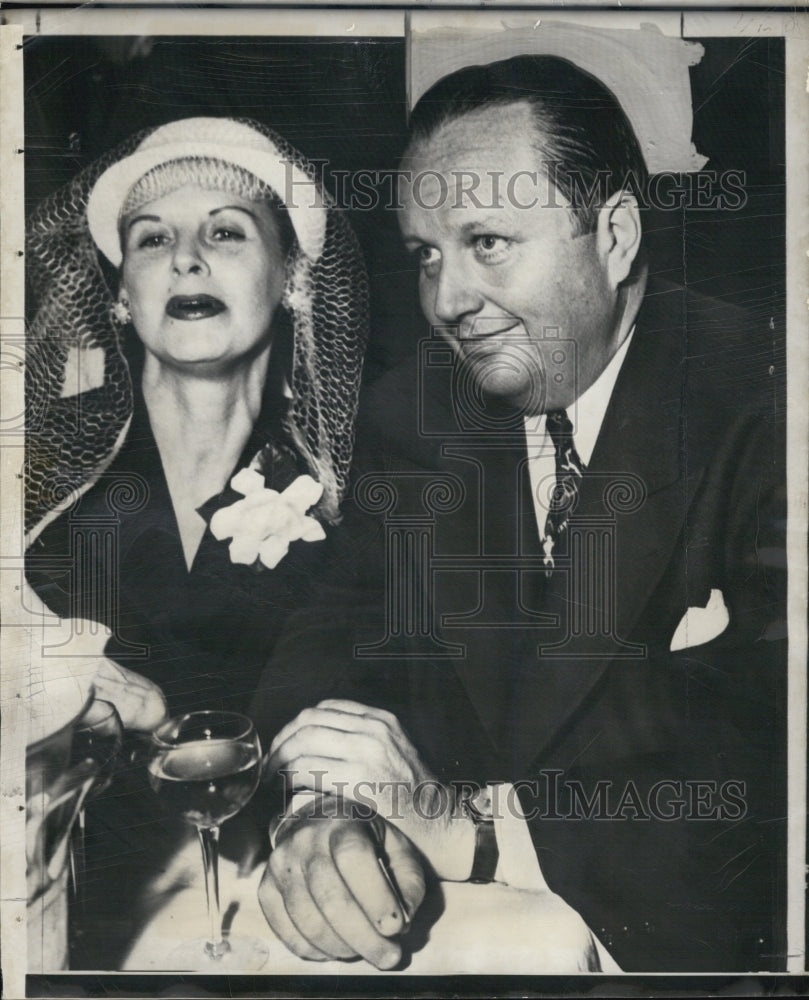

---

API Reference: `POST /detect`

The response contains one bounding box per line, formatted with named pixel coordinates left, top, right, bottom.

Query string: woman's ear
left=596, top=190, right=642, bottom=289
left=112, top=287, right=132, bottom=326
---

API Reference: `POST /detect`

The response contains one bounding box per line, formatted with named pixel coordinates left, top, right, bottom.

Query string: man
left=254, top=55, right=785, bottom=972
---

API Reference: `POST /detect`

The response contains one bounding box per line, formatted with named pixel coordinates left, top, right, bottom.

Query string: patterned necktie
left=542, top=409, right=585, bottom=576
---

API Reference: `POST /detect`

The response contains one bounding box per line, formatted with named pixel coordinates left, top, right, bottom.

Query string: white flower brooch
left=209, top=468, right=326, bottom=570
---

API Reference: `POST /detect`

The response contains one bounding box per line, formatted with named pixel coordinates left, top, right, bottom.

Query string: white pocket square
left=670, top=589, right=729, bottom=652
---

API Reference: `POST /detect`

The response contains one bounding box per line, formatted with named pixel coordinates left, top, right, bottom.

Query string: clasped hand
left=259, top=699, right=472, bottom=969
left=266, top=699, right=474, bottom=880
left=260, top=699, right=603, bottom=973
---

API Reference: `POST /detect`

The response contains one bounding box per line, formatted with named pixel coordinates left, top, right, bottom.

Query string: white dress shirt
left=523, top=328, right=635, bottom=540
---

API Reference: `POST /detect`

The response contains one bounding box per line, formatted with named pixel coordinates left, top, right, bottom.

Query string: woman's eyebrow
left=126, top=213, right=161, bottom=230
left=209, top=205, right=257, bottom=220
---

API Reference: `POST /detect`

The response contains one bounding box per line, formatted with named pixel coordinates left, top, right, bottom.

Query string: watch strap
left=468, top=814, right=499, bottom=883
left=462, top=787, right=500, bottom=883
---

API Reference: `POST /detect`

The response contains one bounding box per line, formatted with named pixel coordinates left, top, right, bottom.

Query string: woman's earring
left=112, top=297, right=132, bottom=325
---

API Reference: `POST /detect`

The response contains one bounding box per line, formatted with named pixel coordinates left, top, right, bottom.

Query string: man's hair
left=408, top=55, right=648, bottom=235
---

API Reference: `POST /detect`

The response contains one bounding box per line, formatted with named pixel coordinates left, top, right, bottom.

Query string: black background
left=23, top=36, right=416, bottom=381
left=23, top=34, right=785, bottom=386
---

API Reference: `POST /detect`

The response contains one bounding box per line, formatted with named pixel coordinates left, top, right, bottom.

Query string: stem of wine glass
left=198, top=825, right=229, bottom=960
left=69, top=808, right=87, bottom=905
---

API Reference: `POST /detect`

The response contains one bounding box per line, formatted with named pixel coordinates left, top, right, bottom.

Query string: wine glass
left=147, top=710, right=268, bottom=971
left=68, top=699, right=124, bottom=903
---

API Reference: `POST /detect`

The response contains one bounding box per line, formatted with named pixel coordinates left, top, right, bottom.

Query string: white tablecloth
left=122, top=835, right=616, bottom=975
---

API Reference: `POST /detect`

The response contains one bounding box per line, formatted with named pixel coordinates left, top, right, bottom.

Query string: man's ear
left=596, top=190, right=642, bottom=289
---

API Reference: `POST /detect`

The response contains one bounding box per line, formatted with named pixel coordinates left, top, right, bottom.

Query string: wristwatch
left=460, top=786, right=500, bottom=883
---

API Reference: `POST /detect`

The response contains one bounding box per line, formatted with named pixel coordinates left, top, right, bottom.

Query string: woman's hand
left=23, top=583, right=168, bottom=734
left=267, top=699, right=475, bottom=881
left=55, top=623, right=168, bottom=732
left=91, top=659, right=168, bottom=732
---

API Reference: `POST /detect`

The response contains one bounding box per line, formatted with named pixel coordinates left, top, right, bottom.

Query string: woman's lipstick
left=165, top=295, right=226, bottom=321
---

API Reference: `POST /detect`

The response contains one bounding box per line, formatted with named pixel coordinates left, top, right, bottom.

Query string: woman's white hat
left=87, top=117, right=327, bottom=267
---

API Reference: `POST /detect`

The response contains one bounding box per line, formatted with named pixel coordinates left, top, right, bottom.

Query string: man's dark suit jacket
left=252, top=280, right=786, bottom=973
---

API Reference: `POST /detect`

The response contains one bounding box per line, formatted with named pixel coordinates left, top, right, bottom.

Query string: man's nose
left=430, top=258, right=483, bottom=327
left=172, top=234, right=208, bottom=276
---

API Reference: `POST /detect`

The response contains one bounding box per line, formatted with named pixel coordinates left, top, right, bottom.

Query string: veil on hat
left=25, top=118, right=369, bottom=541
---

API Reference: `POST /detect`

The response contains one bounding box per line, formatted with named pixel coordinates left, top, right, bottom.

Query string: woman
left=22, top=116, right=368, bottom=969
left=25, top=116, right=368, bottom=720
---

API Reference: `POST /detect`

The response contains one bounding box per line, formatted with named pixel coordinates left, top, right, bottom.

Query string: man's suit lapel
left=504, top=285, right=696, bottom=772
left=439, top=434, right=549, bottom=757
left=572, top=282, right=688, bottom=644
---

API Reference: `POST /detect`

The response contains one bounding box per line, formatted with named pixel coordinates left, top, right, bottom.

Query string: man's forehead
left=399, top=104, right=562, bottom=219
left=404, top=102, right=542, bottom=175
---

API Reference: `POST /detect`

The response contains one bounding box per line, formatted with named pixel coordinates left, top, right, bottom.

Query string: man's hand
left=267, top=700, right=474, bottom=880
left=258, top=804, right=426, bottom=969
left=268, top=699, right=431, bottom=792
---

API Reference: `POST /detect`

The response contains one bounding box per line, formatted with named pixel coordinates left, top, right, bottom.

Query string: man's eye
left=417, top=246, right=440, bottom=267
left=473, top=235, right=510, bottom=258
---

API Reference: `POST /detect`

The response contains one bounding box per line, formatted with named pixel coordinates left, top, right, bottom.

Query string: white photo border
left=1, top=6, right=806, bottom=996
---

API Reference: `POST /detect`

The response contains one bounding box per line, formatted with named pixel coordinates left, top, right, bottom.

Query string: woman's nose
left=431, top=258, right=483, bottom=327
left=171, top=234, right=208, bottom=276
